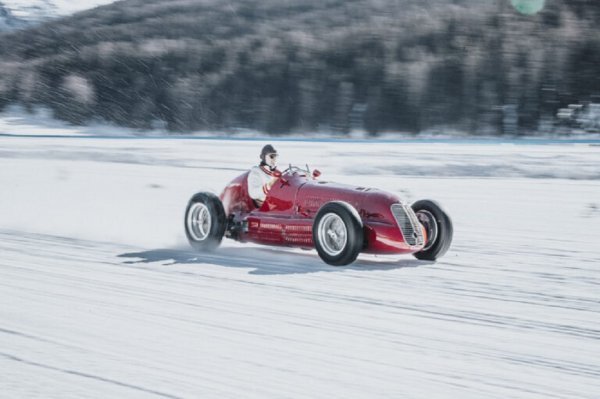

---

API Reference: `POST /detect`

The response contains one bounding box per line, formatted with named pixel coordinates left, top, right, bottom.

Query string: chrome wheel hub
left=187, top=203, right=211, bottom=241
left=318, top=213, right=347, bottom=256
left=416, top=210, right=438, bottom=251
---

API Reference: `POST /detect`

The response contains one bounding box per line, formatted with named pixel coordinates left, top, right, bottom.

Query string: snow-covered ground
left=1, top=136, right=599, bottom=398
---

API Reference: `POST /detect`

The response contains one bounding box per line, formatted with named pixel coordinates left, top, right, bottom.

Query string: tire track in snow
left=0, top=352, right=183, bottom=399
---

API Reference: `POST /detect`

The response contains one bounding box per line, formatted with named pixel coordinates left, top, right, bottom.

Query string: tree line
left=0, top=0, right=599, bottom=135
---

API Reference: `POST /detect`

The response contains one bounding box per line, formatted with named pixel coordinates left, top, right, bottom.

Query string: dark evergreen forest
left=0, top=0, right=598, bottom=135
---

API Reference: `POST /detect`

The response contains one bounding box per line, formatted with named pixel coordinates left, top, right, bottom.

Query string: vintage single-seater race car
left=185, top=165, right=453, bottom=266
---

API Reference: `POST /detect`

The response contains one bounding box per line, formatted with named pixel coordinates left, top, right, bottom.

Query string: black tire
left=313, top=201, right=364, bottom=266
left=411, top=200, right=453, bottom=261
left=184, top=192, right=227, bottom=251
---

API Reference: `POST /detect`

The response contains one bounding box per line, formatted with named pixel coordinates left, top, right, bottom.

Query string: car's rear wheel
left=411, top=200, right=453, bottom=261
left=313, top=202, right=363, bottom=266
left=185, top=192, right=226, bottom=251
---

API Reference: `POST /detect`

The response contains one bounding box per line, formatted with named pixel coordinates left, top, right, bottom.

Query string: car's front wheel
left=411, top=200, right=453, bottom=261
left=185, top=192, right=226, bottom=251
left=313, top=202, right=364, bottom=266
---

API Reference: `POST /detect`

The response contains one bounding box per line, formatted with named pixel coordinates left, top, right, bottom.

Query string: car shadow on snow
left=118, top=246, right=430, bottom=276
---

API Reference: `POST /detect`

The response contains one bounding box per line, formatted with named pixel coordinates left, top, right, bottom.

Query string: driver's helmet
left=260, top=144, right=278, bottom=170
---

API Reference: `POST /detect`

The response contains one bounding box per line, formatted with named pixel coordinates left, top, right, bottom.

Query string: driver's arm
left=248, top=168, right=268, bottom=203
left=266, top=175, right=279, bottom=189
left=249, top=167, right=281, bottom=205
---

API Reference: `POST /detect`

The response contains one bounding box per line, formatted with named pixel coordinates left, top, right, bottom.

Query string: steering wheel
left=282, top=165, right=306, bottom=176
left=276, top=165, right=306, bottom=187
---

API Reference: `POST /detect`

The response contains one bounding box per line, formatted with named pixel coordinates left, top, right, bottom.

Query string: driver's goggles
left=267, top=153, right=278, bottom=160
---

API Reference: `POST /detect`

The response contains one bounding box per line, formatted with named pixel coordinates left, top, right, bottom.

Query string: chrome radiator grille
left=391, top=204, right=424, bottom=246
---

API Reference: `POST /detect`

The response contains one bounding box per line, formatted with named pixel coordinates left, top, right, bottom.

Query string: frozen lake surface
left=1, top=136, right=599, bottom=398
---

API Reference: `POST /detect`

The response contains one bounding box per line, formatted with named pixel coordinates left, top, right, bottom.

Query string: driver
left=248, top=144, right=280, bottom=207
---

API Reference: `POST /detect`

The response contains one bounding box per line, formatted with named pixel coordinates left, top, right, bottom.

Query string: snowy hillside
left=0, top=0, right=116, bottom=30
left=1, top=0, right=116, bottom=18
left=1, top=136, right=599, bottom=398
left=1, top=0, right=56, bottom=23
left=48, top=0, right=117, bottom=15
left=0, top=1, right=25, bottom=30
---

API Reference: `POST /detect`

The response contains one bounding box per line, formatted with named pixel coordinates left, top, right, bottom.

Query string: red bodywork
left=219, top=169, right=425, bottom=254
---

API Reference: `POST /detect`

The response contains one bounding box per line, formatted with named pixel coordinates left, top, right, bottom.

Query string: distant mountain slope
left=0, top=0, right=60, bottom=31
left=0, top=0, right=599, bottom=134
left=0, top=1, right=26, bottom=31
left=1, top=0, right=58, bottom=23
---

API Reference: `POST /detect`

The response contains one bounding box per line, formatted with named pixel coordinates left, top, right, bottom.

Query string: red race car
left=185, top=165, right=453, bottom=266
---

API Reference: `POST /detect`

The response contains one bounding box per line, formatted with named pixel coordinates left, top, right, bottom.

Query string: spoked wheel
left=187, top=202, right=212, bottom=241
left=411, top=200, right=453, bottom=261
left=313, top=202, right=363, bottom=266
left=318, top=213, right=348, bottom=257
left=416, top=210, right=438, bottom=252
left=184, top=192, right=226, bottom=251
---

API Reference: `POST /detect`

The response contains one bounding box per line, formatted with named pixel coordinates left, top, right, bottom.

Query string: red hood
left=296, top=179, right=402, bottom=221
